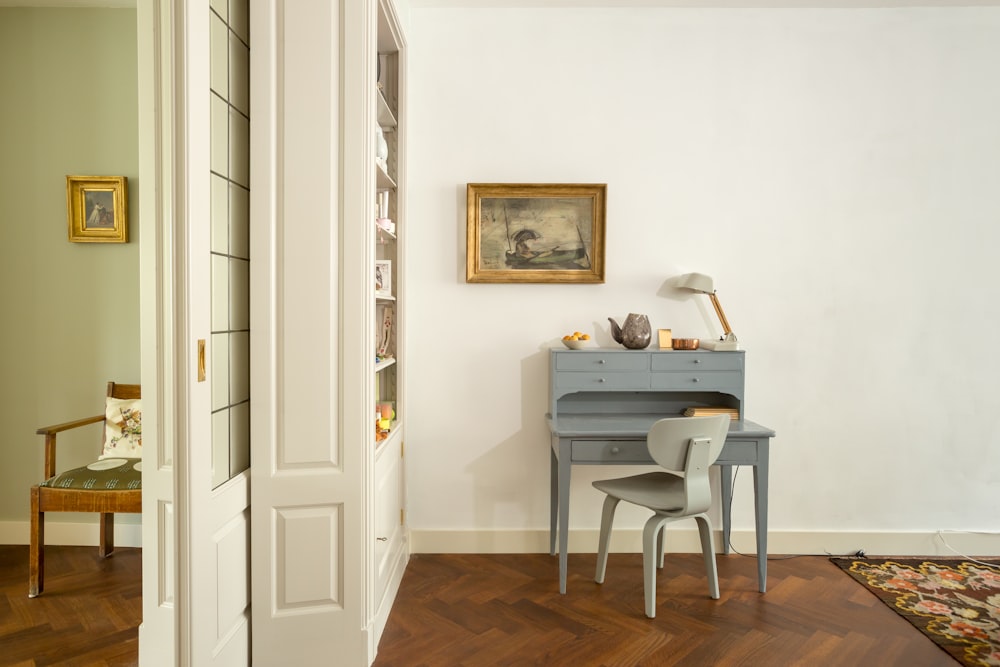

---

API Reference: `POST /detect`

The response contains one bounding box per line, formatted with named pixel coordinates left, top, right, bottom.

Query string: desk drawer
left=555, top=372, right=650, bottom=391
left=554, top=351, right=649, bottom=372
left=571, top=440, right=654, bottom=463
left=650, top=370, right=741, bottom=392
left=716, top=438, right=761, bottom=465
left=651, top=353, right=742, bottom=372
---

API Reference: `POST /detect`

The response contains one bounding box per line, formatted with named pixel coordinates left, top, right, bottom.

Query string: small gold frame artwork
left=658, top=329, right=673, bottom=350
left=66, top=175, right=128, bottom=243
left=466, top=183, right=606, bottom=284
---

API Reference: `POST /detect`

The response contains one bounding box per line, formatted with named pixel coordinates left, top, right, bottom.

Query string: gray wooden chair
left=592, top=414, right=731, bottom=618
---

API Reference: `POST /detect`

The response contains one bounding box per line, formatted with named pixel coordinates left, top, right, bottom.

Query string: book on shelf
left=683, top=406, right=740, bottom=420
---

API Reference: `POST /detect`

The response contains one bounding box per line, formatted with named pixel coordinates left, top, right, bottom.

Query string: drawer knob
left=598, top=359, right=606, bottom=364
left=694, top=359, right=701, bottom=364
left=692, top=377, right=700, bottom=383
left=610, top=446, right=620, bottom=454
left=598, top=377, right=606, bottom=383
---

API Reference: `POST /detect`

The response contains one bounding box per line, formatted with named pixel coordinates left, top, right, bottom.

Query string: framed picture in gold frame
left=466, top=183, right=606, bottom=284
left=66, top=175, right=128, bottom=243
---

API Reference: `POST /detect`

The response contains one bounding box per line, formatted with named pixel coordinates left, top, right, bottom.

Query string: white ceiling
left=409, top=0, right=1000, bottom=7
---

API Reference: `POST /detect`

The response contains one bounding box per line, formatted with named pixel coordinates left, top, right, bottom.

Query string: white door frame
left=137, top=1, right=180, bottom=663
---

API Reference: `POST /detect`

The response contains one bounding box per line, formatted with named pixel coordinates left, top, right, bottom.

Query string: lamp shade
left=677, top=272, right=714, bottom=295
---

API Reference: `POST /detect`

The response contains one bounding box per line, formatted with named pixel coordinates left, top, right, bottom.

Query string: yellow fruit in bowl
left=580, top=334, right=590, bottom=340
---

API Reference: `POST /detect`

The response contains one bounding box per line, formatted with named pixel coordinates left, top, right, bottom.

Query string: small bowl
left=672, top=338, right=700, bottom=350
left=562, top=338, right=594, bottom=350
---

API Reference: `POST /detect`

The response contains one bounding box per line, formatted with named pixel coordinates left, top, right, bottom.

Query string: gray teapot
left=608, top=313, right=651, bottom=350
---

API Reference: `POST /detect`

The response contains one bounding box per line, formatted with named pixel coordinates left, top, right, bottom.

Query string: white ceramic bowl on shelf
left=561, top=338, right=594, bottom=350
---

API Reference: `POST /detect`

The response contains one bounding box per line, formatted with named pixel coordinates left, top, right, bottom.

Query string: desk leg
left=719, top=465, right=733, bottom=555
left=754, top=444, right=769, bottom=593
left=549, top=445, right=557, bottom=556
left=558, top=438, right=572, bottom=594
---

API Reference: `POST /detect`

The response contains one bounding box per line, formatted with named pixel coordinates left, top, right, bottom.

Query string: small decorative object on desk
left=657, top=328, right=673, bottom=349
left=608, top=313, right=651, bottom=349
left=561, top=331, right=593, bottom=349
left=684, top=406, right=739, bottom=419
left=672, top=338, right=699, bottom=350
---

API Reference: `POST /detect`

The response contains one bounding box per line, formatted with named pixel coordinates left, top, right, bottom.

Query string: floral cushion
left=40, top=458, right=141, bottom=490
left=102, top=397, right=142, bottom=459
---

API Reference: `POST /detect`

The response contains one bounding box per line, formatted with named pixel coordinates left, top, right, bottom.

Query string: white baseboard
left=0, top=520, right=142, bottom=548
left=410, top=528, right=1000, bottom=558
left=4, top=522, right=996, bottom=559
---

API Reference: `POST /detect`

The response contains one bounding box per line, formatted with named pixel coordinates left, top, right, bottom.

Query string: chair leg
left=656, top=522, right=665, bottom=569
left=642, top=514, right=670, bottom=618
left=99, top=513, right=115, bottom=557
left=695, top=514, right=720, bottom=599
left=594, top=495, right=620, bottom=584
left=29, top=487, right=43, bottom=598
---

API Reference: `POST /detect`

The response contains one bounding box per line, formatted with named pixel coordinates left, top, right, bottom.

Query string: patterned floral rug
left=831, top=558, right=1000, bottom=666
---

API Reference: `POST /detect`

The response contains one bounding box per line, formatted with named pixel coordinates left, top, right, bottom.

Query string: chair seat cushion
left=593, top=471, right=684, bottom=511
left=40, top=458, right=141, bottom=490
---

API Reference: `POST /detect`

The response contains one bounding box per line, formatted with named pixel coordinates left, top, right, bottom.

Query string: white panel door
left=249, top=0, right=371, bottom=663
left=138, top=2, right=253, bottom=664
left=181, top=1, right=252, bottom=664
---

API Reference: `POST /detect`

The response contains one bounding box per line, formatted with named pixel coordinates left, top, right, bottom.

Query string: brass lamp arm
left=708, top=292, right=737, bottom=341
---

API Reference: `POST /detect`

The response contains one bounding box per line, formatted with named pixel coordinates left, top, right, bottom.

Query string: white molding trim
left=410, top=529, right=1000, bottom=558
left=0, top=520, right=141, bottom=548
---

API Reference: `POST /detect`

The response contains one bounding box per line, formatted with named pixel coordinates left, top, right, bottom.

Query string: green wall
left=0, top=7, right=139, bottom=533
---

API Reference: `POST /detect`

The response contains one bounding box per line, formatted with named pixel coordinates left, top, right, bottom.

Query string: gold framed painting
left=466, top=183, right=606, bottom=283
left=66, top=175, right=128, bottom=243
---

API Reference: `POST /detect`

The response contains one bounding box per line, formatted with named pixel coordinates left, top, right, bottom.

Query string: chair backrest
left=108, top=381, right=141, bottom=400
left=646, top=415, right=731, bottom=514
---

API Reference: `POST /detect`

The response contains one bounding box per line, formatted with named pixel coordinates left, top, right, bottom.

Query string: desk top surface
left=547, top=413, right=774, bottom=438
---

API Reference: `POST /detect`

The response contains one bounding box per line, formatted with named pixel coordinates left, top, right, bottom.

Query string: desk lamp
left=677, top=272, right=740, bottom=351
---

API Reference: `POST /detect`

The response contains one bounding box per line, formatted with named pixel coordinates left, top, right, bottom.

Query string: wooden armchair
left=29, top=381, right=142, bottom=597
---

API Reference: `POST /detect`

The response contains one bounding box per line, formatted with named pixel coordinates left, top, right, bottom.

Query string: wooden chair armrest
left=36, top=414, right=105, bottom=479
left=36, top=415, right=105, bottom=436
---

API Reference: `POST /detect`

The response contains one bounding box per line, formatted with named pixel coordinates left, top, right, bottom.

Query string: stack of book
left=683, top=406, right=740, bottom=420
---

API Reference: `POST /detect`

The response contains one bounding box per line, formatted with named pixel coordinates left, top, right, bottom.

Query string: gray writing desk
left=547, top=348, right=775, bottom=595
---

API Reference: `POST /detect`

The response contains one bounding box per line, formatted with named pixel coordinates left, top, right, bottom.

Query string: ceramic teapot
left=608, top=313, right=651, bottom=350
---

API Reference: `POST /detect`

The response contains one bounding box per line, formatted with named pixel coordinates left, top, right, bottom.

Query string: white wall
left=405, top=6, right=1000, bottom=556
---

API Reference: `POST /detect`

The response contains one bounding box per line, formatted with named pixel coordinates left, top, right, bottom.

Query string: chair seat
left=39, top=458, right=141, bottom=491
left=592, top=471, right=684, bottom=512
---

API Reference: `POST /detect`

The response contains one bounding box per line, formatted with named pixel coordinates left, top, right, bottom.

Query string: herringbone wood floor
left=0, top=547, right=956, bottom=666
left=375, top=553, right=958, bottom=667
left=0, top=545, right=140, bottom=667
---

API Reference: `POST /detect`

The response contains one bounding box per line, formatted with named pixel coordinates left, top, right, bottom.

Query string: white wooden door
left=249, top=0, right=372, bottom=663
left=138, top=1, right=252, bottom=664
left=183, top=0, right=253, bottom=664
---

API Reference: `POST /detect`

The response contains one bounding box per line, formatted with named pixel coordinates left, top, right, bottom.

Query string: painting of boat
left=504, top=228, right=591, bottom=270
